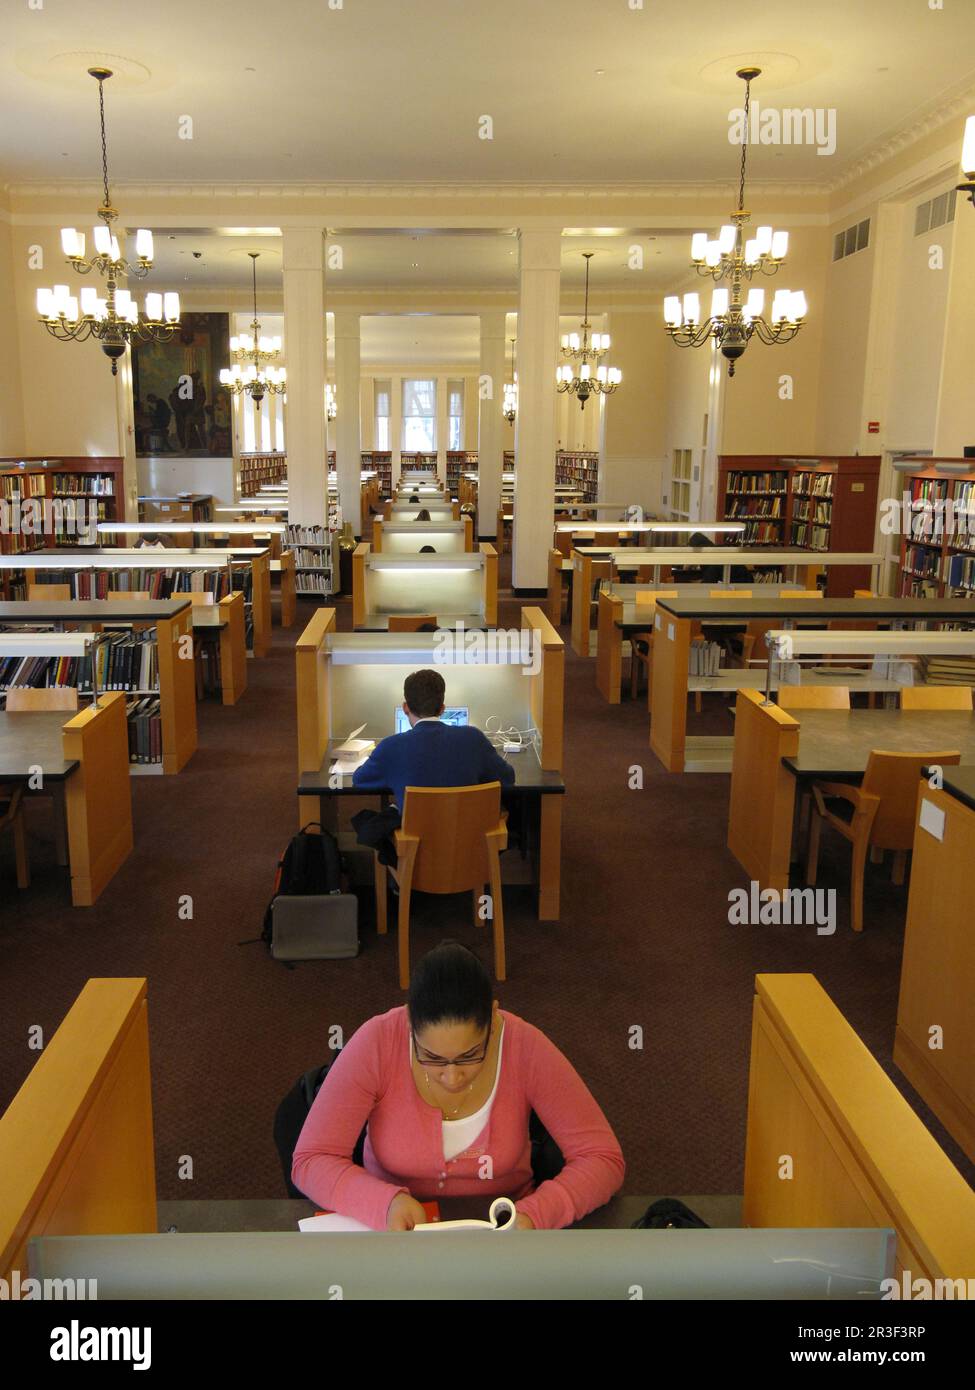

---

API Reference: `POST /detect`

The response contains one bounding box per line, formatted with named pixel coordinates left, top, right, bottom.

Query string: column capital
left=479, top=309, right=508, bottom=339
left=517, top=228, right=563, bottom=274
left=332, top=310, right=361, bottom=339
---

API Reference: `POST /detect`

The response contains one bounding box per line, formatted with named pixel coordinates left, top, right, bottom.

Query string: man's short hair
left=404, top=669, right=445, bottom=719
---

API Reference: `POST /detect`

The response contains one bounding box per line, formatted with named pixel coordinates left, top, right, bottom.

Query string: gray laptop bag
left=270, top=894, right=359, bottom=961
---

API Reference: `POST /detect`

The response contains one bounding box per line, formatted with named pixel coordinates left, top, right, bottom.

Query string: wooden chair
left=900, top=686, right=973, bottom=710
left=776, top=686, right=850, bottom=710
left=107, top=590, right=151, bottom=601
left=388, top=615, right=438, bottom=632
left=0, top=784, right=29, bottom=888
left=27, top=584, right=71, bottom=601
left=4, top=687, right=79, bottom=712
left=806, top=749, right=962, bottom=932
left=374, top=783, right=508, bottom=988
left=628, top=591, right=677, bottom=699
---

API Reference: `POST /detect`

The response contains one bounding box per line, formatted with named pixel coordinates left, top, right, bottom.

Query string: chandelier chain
left=738, top=76, right=751, bottom=213
left=97, top=76, right=111, bottom=212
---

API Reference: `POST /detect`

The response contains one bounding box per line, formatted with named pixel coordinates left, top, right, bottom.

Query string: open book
left=330, top=722, right=376, bottom=775
left=298, top=1196, right=516, bottom=1234
left=412, top=1197, right=516, bottom=1233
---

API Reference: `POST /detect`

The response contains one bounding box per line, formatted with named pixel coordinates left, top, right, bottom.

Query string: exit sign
left=867, top=421, right=880, bottom=433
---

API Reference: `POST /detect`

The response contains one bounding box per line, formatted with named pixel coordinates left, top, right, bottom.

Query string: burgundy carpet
left=1, top=561, right=972, bottom=1200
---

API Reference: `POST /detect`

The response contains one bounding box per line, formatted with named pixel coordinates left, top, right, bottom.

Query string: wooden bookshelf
left=361, top=451, right=392, bottom=497
left=0, top=596, right=197, bottom=775
left=0, top=457, right=123, bottom=589
left=446, top=450, right=477, bottom=497
left=238, top=450, right=287, bottom=498
left=137, top=494, right=213, bottom=523
left=555, top=450, right=599, bottom=503
left=718, top=455, right=880, bottom=596
left=895, top=460, right=975, bottom=600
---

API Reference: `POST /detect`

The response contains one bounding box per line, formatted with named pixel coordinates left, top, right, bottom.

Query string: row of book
left=295, top=571, right=332, bottom=595
left=285, top=524, right=332, bottom=547
left=0, top=633, right=159, bottom=695
left=944, top=554, right=975, bottom=590
left=127, top=697, right=163, bottom=763
left=1, top=473, right=47, bottom=499
left=737, top=520, right=783, bottom=545
left=792, top=472, right=834, bottom=497
left=32, top=569, right=253, bottom=603
left=909, top=477, right=948, bottom=504
left=725, top=471, right=787, bottom=495
left=688, top=638, right=724, bottom=677
left=727, top=497, right=783, bottom=518
left=903, top=545, right=942, bottom=578
left=792, top=501, right=832, bottom=525
left=919, top=655, right=975, bottom=687
left=292, top=550, right=332, bottom=571
left=790, top=523, right=831, bottom=550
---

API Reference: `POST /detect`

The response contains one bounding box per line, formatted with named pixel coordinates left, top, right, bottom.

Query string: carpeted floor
left=1, top=558, right=972, bottom=1200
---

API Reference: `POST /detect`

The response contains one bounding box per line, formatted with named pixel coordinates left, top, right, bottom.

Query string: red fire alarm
left=867, top=421, right=880, bottom=433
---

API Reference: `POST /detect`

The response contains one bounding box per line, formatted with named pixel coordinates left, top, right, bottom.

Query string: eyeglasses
left=412, top=1029, right=490, bottom=1068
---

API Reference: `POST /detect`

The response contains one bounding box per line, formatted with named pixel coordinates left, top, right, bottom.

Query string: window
left=670, top=448, right=692, bottom=521
left=402, top=378, right=437, bottom=452
left=447, top=379, right=464, bottom=452
left=374, top=380, right=390, bottom=451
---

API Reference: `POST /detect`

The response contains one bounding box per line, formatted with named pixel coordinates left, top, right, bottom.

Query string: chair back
left=861, top=750, right=962, bottom=850
left=107, top=590, right=150, bottom=601
left=779, top=590, right=823, bottom=598
left=5, top=687, right=79, bottom=712
left=388, top=615, right=438, bottom=632
left=27, top=584, right=71, bottom=602
left=900, top=686, right=973, bottom=711
left=632, top=588, right=677, bottom=619
left=401, top=783, right=502, bottom=894
left=777, top=686, right=850, bottom=710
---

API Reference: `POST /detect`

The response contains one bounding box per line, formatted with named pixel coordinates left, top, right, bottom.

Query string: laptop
left=395, top=706, right=469, bottom=734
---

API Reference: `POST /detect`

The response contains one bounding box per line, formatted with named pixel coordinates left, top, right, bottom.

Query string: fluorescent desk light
left=0, top=633, right=93, bottom=658
left=767, top=630, right=975, bottom=659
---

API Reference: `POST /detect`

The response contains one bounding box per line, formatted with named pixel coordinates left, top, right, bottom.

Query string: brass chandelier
left=664, top=67, right=807, bottom=377
left=502, top=338, right=517, bottom=424
left=219, top=252, right=286, bottom=408
left=37, top=68, right=180, bottom=375
left=557, top=254, right=622, bottom=410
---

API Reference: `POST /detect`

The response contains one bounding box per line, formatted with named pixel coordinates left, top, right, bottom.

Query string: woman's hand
left=386, top=1193, right=429, bottom=1230
left=514, top=1212, right=535, bottom=1230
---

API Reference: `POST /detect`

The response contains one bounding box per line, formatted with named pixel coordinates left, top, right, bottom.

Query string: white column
left=513, top=229, right=562, bottom=590
left=478, top=311, right=506, bottom=539
left=390, top=375, right=403, bottom=486
left=436, top=373, right=449, bottom=476
left=281, top=229, right=327, bottom=525
left=333, top=311, right=362, bottom=532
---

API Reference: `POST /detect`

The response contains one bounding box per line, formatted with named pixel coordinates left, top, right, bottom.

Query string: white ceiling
left=3, top=0, right=974, bottom=185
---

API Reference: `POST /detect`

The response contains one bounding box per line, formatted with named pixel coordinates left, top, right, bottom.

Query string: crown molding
left=823, top=79, right=975, bottom=195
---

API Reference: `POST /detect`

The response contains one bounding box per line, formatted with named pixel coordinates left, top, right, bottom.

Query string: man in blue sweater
left=351, top=668, right=515, bottom=871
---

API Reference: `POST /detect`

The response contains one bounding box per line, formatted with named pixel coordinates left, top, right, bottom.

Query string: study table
left=727, top=694, right=975, bottom=895
left=0, top=699, right=132, bottom=905
left=298, top=745, right=565, bottom=922
left=650, top=594, right=975, bottom=773
left=156, top=1194, right=743, bottom=1232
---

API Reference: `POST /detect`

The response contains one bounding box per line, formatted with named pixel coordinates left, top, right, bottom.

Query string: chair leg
left=694, top=691, right=702, bottom=714
left=13, top=810, right=30, bottom=890
left=850, top=835, right=869, bottom=934
left=891, top=850, right=907, bottom=887
left=472, top=886, right=484, bottom=927
left=629, top=655, right=639, bottom=700
left=805, top=807, right=822, bottom=886
left=396, top=841, right=418, bottom=990
left=374, top=855, right=387, bottom=935
left=869, top=846, right=883, bottom=865
left=487, top=840, right=506, bottom=982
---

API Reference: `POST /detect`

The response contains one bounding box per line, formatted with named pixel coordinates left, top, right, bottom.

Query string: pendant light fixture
left=219, top=253, right=286, bottom=408
left=502, top=338, right=517, bottom=424
left=37, top=68, right=180, bottom=375
left=556, top=254, right=622, bottom=410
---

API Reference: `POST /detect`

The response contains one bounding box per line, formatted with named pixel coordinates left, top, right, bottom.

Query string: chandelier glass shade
left=219, top=253, right=286, bottom=408
left=502, top=338, right=517, bottom=424
left=664, top=67, right=807, bottom=377
left=37, top=68, right=180, bottom=376
left=557, top=254, right=621, bottom=409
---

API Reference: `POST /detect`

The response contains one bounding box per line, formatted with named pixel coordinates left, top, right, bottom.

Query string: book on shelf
left=791, top=471, right=834, bottom=497
left=689, top=638, right=723, bottom=677
left=0, top=632, right=158, bottom=697
left=127, top=696, right=163, bottom=764
left=726, top=470, right=787, bottom=495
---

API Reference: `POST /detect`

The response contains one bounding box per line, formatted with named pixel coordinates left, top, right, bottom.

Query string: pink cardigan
left=292, top=1006, right=625, bottom=1230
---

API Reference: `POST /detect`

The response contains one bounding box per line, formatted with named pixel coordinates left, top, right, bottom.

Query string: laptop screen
left=395, top=707, right=469, bottom=735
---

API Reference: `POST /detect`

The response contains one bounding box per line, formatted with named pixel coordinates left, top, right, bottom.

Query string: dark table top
left=0, top=599, right=190, bottom=622
left=782, top=709, right=975, bottom=778
left=0, top=710, right=79, bottom=780
left=299, top=742, right=565, bottom=796
left=935, top=765, right=975, bottom=813
left=656, top=596, right=975, bottom=622
left=157, top=1194, right=742, bottom=1233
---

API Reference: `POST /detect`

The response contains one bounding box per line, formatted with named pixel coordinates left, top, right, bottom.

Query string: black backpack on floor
left=260, top=823, right=343, bottom=948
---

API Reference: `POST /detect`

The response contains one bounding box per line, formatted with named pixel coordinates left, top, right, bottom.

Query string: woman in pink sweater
left=292, top=942, right=625, bottom=1230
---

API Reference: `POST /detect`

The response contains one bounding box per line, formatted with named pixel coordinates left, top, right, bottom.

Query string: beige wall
left=935, top=198, right=975, bottom=457
left=814, top=204, right=880, bottom=453
left=0, top=216, right=25, bottom=455
left=887, top=196, right=955, bottom=451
